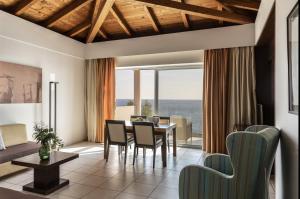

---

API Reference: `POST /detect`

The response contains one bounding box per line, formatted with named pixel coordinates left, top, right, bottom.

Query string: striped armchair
left=179, top=126, right=280, bottom=199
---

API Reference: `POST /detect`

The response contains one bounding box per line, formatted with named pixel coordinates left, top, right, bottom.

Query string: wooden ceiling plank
left=13, top=0, right=39, bottom=16
left=178, top=0, right=190, bottom=29
left=110, top=4, right=132, bottom=36
left=217, top=3, right=223, bottom=25
left=144, top=6, right=160, bottom=33
left=134, top=0, right=253, bottom=24
left=221, top=0, right=260, bottom=11
left=91, top=0, right=101, bottom=24
left=45, top=0, right=93, bottom=28
left=68, top=21, right=91, bottom=37
left=86, top=0, right=115, bottom=43
left=98, top=29, right=108, bottom=39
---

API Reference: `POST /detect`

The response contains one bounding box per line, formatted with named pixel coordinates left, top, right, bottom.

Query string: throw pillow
left=0, top=129, right=6, bottom=150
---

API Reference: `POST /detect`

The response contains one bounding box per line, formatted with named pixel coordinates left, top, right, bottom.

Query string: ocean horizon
left=117, top=99, right=203, bottom=134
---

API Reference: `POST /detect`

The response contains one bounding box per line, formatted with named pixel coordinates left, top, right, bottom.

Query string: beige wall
left=0, top=11, right=86, bottom=146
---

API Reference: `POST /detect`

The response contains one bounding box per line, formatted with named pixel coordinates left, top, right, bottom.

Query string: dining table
left=104, top=121, right=177, bottom=167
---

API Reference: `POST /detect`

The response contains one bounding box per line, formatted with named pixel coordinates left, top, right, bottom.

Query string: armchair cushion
left=204, top=154, right=233, bottom=175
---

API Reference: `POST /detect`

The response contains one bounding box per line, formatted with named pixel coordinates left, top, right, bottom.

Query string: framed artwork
left=287, top=2, right=299, bottom=114
left=0, top=61, right=42, bottom=104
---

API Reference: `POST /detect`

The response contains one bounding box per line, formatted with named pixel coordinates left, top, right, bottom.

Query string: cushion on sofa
left=0, top=187, right=45, bottom=199
left=0, top=129, right=6, bottom=150
left=0, top=141, right=40, bottom=164
left=0, top=124, right=28, bottom=147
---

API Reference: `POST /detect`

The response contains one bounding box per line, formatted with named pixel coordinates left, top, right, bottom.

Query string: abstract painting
left=0, top=61, right=42, bottom=104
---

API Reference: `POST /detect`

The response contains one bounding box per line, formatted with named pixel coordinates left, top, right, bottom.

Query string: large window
left=141, top=70, right=155, bottom=116
left=116, top=70, right=134, bottom=106
left=158, top=69, right=203, bottom=136
left=115, top=66, right=203, bottom=147
left=115, top=70, right=134, bottom=120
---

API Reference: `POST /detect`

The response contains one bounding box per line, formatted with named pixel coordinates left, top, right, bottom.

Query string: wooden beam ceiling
left=13, top=0, right=39, bottom=16
left=179, top=0, right=190, bottom=29
left=68, top=21, right=91, bottom=37
left=110, top=4, right=132, bottom=36
left=98, top=29, right=108, bottom=39
left=144, top=6, right=160, bottom=33
left=134, top=0, right=253, bottom=24
left=86, top=0, right=115, bottom=43
left=44, top=0, right=93, bottom=28
left=221, top=0, right=260, bottom=11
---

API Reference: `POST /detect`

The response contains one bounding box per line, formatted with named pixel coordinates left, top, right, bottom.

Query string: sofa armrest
left=179, top=165, right=231, bottom=199
left=204, top=154, right=233, bottom=175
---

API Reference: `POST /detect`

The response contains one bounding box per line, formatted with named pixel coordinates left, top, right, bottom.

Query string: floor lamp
left=49, top=75, right=59, bottom=134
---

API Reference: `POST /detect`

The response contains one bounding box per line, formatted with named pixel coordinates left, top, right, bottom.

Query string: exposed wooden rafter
left=44, top=0, right=93, bottom=28
left=134, top=0, right=253, bottom=24
left=110, top=4, right=132, bottom=36
left=178, top=0, right=190, bottom=29
left=217, top=3, right=223, bottom=25
left=68, top=21, right=91, bottom=37
left=98, top=29, right=108, bottom=39
left=144, top=6, right=160, bottom=33
left=12, top=0, right=39, bottom=16
left=86, top=0, right=115, bottom=43
left=91, top=0, right=101, bottom=24
left=221, top=0, right=260, bottom=11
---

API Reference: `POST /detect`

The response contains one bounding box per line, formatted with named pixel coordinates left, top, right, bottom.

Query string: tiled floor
left=0, top=142, right=275, bottom=199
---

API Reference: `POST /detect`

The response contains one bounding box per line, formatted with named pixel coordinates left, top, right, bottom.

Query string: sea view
left=117, top=99, right=203, bottom=135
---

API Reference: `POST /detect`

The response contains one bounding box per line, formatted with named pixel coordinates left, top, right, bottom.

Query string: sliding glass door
left=158, top=69, right=203, bottom=147
left=115, top=66, right=203, bottom=148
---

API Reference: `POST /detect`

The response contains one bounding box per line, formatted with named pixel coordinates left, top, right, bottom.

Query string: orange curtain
left=203, top=49, right=229, bottom=153
left=85, top=58, right=115, bottom=143
left=203, top=47, right=257, bottom=153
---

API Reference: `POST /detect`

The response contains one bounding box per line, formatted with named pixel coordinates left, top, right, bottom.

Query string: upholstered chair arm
left=179, top=165, right=232, bottom=199
left=204, top=154, right=233, bottom=175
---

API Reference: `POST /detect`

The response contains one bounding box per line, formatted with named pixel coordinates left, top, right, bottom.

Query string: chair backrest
left=170, top=115, right=187, bottom=127
left=106, top=120, right=127, bottom=144
left=132, top=122, right=155, bottom=146
left=130, top=115, right=147, bottom=121
left=245, top=125, right=271, bottom=132
left=159, top=116, right=170, bottom=125
left=226, top=127, right=280, bottom=199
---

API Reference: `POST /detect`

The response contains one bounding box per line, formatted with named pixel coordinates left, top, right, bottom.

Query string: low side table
left=12, top=151, right=78, bottom=195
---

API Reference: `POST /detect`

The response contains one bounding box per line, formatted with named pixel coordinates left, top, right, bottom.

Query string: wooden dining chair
left=105, top=120, right=134, bottom=165
left=159, top=116, right=171, bottom=153
left=132, top=122, right=163, bottom=168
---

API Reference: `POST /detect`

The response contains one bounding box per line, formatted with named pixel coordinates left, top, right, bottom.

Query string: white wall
left=274, top=0, right=299, bottom=198
left=255, top=0, right=275, bottom=44
left=0, top=11, right=86, bottom=146
left=86, top=24, right=255, bottom=59
left=116, top=50, right=203, bottom=68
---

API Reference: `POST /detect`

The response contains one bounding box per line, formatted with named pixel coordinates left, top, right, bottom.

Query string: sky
left=116, top=68, right=203, bottom=100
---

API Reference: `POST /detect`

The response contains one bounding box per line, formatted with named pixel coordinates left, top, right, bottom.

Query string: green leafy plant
left=33, top=123, right=63, bottom=150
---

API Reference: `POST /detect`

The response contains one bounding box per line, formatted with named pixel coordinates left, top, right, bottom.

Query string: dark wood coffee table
left=12, top=151, right=79, bottom=195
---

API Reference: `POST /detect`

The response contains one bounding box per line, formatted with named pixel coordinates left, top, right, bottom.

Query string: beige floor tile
left=135, top=174, right=163, bottom=186
left=78, top=175, right=108, bottom=187
left=123, top=183, right=156, bottom=196
left=82, top=188, right=119, bottom=199
left=62, top=172, right=88, bottom=183
left=57, top=183, right=95, bottom=198
left=115, top=192, right=147, bottom=199
left=0, top=181, right=14, bottom=188
left=99, top=178, right=133, bottom=191
left=48, top=194, right=75, bottom=199
left=149, top=186, right=179, bottom=199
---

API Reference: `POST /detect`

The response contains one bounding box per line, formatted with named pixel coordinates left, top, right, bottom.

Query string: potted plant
left=33, top=123, right=63, bottom=160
